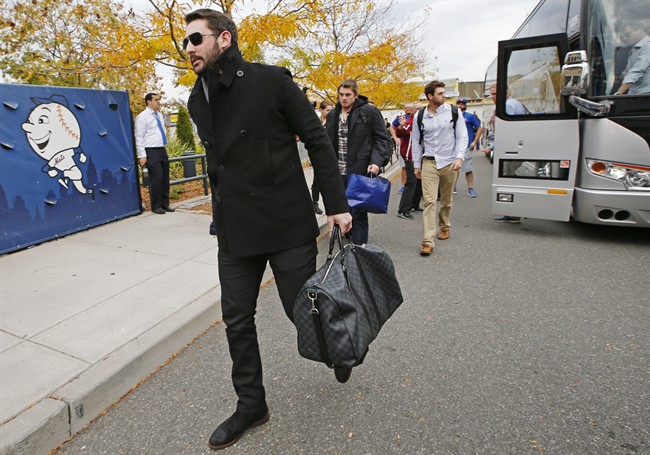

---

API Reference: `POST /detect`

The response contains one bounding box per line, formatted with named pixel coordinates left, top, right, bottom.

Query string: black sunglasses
left=182, top=32, right=219, bottom=51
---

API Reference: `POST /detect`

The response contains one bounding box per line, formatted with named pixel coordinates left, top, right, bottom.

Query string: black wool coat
left=187, top=45, right=348, bottom=258
left=325, top=96, right=391, bottom=176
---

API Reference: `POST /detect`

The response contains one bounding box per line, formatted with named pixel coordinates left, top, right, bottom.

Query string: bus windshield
left=589, top=0, right=650, bottom=97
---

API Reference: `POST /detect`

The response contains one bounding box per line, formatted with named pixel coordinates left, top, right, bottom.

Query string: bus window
left=505, top=46, right=562, bottom=115
left=588, top=0, right=650, bottom=97
left=567, top=0, right=580, bottom=38
left=513, top=0, right=570, bottom=39
left=484, top=58, right=497, bottom=97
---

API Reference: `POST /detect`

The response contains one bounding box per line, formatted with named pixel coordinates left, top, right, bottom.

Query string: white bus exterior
left=486, top=0, right=649, bottom=226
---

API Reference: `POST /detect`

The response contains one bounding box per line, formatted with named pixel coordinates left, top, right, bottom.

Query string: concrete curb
left=0, top=287, right=221, bottom=455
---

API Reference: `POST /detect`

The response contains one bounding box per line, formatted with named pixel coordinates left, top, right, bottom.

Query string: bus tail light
left=586, top=159, right=650, bottom=190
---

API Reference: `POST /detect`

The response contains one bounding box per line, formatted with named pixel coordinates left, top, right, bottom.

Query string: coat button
left=240, top=129, right=248, bottom=137
left=218, top=165, right=225, bottom=172
left=203, top=141, right=210, bottom=148
left=249, top=193, right=256, bottom=200
left=236, top=70, right=244, bottom=77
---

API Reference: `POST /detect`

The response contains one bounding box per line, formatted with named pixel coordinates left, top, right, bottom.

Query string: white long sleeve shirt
left=622, top=35, right=650, bottom=95
left=411, top=103, right=468, bottom=170
left=134, top=107, right=166, bottom=158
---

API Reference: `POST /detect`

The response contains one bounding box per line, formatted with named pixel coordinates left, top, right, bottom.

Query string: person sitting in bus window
left=616, top=22, right=650, bottom=95
left=505, top=88, right=529, bottom=115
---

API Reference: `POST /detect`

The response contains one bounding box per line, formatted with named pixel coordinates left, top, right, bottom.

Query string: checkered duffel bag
left=293, top=225, right=403, bottom=368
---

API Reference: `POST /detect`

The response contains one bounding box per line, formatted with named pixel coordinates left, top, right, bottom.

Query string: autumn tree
left=239, top=0, right=427, bottom=108
left=0, top=0, right=159, bottom=112
left=147, top=0, right=428, bottom=108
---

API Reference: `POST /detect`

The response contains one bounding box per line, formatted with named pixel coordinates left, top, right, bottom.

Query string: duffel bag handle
left=327, top=224, right=351, bottom=259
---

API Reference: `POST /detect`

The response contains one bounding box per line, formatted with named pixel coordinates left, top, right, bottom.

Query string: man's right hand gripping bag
left=293, top=226, right=403, bottom=368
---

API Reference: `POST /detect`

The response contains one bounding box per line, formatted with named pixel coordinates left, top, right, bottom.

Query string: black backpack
left=416, top=104, right=459, bottom=146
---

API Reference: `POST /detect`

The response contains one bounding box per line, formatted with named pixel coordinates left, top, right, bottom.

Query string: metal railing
left=168, top=153, right=209, bottom=196
left=142, top=153, right=209, bottom=210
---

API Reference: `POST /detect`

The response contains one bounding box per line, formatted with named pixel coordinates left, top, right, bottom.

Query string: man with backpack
left=326, top=79, right=391, bottom=245
left=411, top=81, right=468, bottom=256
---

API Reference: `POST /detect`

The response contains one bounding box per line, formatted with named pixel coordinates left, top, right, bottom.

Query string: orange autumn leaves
left=1, top=0, right=427, bottom=108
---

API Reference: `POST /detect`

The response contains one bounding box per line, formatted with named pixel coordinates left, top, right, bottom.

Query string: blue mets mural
left=0, top=84, right=141, bottom=254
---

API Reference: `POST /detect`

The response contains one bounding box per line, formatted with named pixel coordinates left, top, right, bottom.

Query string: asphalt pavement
left=47, top=154, right=650, bottom=455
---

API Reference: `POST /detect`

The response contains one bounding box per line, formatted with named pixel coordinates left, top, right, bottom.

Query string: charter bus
left=484, top=0, right=649, bottom=226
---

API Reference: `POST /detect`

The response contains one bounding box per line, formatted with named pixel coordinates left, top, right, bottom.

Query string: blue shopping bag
left=345, top=173, right=391, bottom=214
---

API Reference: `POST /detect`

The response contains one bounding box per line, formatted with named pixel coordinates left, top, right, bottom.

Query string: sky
left=396, top=0, right=540, bottom=80
left=128, top=0, right=541, bottom=101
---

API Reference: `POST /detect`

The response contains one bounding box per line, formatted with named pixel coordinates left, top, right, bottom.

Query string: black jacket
left=325, top=96, right=391, bottom=176
left=187, top=45, right=348, bottom=257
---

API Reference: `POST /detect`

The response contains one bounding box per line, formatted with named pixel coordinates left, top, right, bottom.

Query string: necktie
left=154, top=112, right=167, bottom=146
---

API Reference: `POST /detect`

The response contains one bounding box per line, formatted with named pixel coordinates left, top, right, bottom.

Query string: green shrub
left=176, top=106, right=196, bottom=153
left=165, top=136, right=186, bottom=180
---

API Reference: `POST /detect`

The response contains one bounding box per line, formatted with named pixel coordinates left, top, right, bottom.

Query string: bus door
left=493, top=34, right=579, bottom=222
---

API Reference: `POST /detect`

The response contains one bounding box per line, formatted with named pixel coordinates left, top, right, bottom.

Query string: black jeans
left=398, top=160, right=417, bottom=214
left=145, top=147, right=170, bottom=210
left=218, top=241, right=318, bottom=413
left=342, top=174, right=369, bottom=244
left=413, top=177, right=423, bottom=209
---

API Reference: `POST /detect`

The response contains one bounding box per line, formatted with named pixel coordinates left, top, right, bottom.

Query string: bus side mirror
left=560, top=50, right=590, bottom=96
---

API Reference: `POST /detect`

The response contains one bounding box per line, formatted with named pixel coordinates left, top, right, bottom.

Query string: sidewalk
left=0, top=164, right=398, bottom=455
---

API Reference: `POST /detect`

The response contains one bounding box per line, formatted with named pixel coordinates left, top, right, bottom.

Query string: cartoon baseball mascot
left=21, top=95, right=93, bottom=195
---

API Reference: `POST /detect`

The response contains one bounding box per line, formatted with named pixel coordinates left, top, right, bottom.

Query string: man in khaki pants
left=411, top=81, right=468, bottom=256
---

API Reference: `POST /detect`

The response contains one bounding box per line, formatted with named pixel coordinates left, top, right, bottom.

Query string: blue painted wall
left=0, top=84, right=141, bottom=254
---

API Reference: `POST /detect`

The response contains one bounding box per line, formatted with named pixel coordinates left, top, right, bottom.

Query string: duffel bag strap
left=327, top=224, right=349, bottom=259
left=309, top=291, right=334, bottom=368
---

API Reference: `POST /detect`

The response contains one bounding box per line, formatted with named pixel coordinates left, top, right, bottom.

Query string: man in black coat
left=184, top=9, right=353, bottom=450
left=325, top=79, right=391, bottom=244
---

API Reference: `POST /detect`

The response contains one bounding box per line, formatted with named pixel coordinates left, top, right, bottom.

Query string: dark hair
left=319, top=100, right=333, bottom=110
left=185, top=9, right=238, bottom=44
left=424, top=80, right=445, bottom=98
left=144, top=93, right=158, bottom=105
left=337, top=79, right=359, bottom=95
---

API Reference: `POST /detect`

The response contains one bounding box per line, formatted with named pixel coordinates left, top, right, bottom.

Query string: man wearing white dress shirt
left=134, top=93, right=174, bottom=214
left=411, top=80, right=468, bottom=256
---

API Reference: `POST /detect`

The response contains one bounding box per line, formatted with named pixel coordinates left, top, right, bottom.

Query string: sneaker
left=411, top=206, right=424, bottom=212
left=452, top=187, right=458, bottom=194
left=313, top=202, right=323, bottom=215
left=398, top=186, right=405, bottom=194
left=467, top=188, right=477, bottom=198
left=494, top=216, right=521, bottom=223
left=437, top=228, right=449, bottom=240
left=419, top=243, right=433, bottom=256
left=397, top=211, right=414, bottom=220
